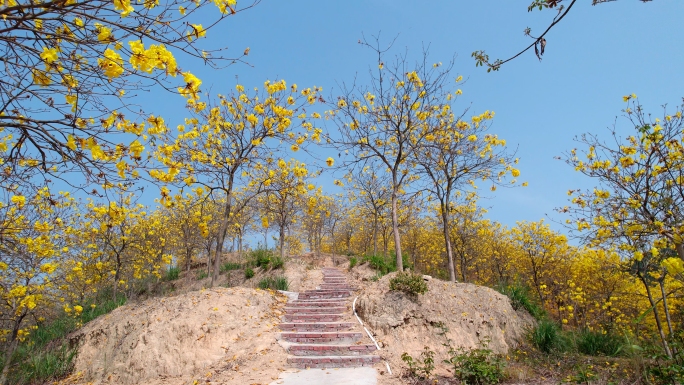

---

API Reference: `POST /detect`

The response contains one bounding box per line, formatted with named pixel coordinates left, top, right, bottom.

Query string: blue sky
left=137, top=0, right=684, bottom=233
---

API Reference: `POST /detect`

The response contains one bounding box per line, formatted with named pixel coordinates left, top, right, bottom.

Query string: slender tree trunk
left=373, top=214, right=378, bottom=256
left=658, top=279, right=675, bottom=338
left=211, top=196, right=233, bottom=287
left=390, top=188, right=403, bottom=271
left=279, top=225, right=286, bottom=259
left=441, top=206, right=456, bottom=282
left=641, top=275, right=673, bottom=358
left=0, top=330, right=19, bottom=385
left=676, top=242, right=684, bottom=260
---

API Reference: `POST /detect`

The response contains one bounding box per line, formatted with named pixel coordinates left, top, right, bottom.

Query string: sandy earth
left=341, top=262, right=535, bottom=384
left=60, top=287, right=290, bottom=385
left=55, top=254, right=535, bottom=385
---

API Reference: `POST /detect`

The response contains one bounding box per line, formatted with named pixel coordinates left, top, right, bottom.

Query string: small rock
left=422, top=275, right=432, bottom=281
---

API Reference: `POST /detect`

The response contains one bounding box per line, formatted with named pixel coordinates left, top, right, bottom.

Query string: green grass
left=257, top=276, right=289, bottom=291
left=244, top=268, right=255, bottom=279
left=196, top=271, right=208, bottom=280
left=163, top=266, right=180, bottom=281
left=574, top=329, right=624, bottom=357
left=349, top=256, right=358, bottom=269
left=530, top=319, right=569, bottom=354
left=2, top=290, right=126, bottom=384
left=495, top=282, right=545, bottom=320
left=220, top=262, right=242, bottom=273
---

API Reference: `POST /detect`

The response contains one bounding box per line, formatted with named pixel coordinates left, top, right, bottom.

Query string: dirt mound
left=62, top=287, right=289, bottom=385
left=353, top=272, right=535, bottom=379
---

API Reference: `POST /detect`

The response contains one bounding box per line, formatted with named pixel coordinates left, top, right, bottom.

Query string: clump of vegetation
left=389, top=272, right=428, bottom=295
left=444, top=340, right=506, bottom=385
left=247, top=248, right=283, bottom=270
left=250, top=248, right=274, bottom=268
left=257, top=276, right=289, bottom=291
left=362, top=252, right=412, bottom=276
left=1, top=291, right=126, bottom=384
left=401, top=346, right=435, bottom=379
left=574, top=329, right=624, bottom=357
left=270, top=256, right=284, bottom=270
left=348, top=256, right=358, bottom=270
left=495, top=282, right=545, bottom=320
left=220, top=262, right=242, bottom=273
left=530, top=319, right=569, bottom=354
left=196, top=271, right=208, bottom=280
left=244, top=268, right=255, bottom=279
left=163, top=266, right=180, bottom=281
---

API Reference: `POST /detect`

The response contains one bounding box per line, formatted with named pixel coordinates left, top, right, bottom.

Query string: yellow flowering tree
left=253, top=158, right=312, bottom=259
left=562, top=99, right=684, bottom=356
left=0, top=188, right=76, bottom=383
left=348, top=162, right=390, bottom=256
left=328, top=43, right=459, bottom=271
left=413, top=80, right=519, bottom=281
left=157, top=81, right=320, bottom=286
left=0, top=0, right=258, bottom=191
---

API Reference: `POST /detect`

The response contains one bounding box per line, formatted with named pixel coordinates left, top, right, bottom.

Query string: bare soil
left=55, top=253, right=536, bottom=385
left=60, top=287, right=289, bottom=385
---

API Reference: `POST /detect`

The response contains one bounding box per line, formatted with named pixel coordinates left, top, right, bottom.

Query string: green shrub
left=270, top=256, right=284, bottom=270
left=530, top=319, right=569, bottom=354
left=220, top=262, right=241, bottom=273
left=196, top=271, right=208, bottom=280
left=257, top=276, right=289, bottom=291
left=389, top=272, right=428, bottom=295
left=401, top=346, right=435, bottom=379
left=164, top=266, right=180, bottom=281
left=245, top=268, right=255, bottom=279
left=575, top=329, right=624, bottom=356
left=444, top=340, right=505, bottom=385
left=348, top=256, right=358, bottom=270
left=250, top=248, right=274, bottom=269
left=495, top=282, right=545, bottom=320
left=1, top=290, right=125, bottom=384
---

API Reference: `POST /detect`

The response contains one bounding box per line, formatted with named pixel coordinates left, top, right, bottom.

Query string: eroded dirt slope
left=61, top=287, right=289, bottom=385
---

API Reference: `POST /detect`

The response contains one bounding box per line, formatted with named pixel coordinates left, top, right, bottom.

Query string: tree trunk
left=279, top=225, right=286, bottom=259
left=676, top=242, right=684, bottom=260
left=441, top=206, right=456, bottom=282
left=390, top=188, right=403, bottom=271
left=0, top=337, right=18, bottom=385
left=211, top=196, right=233, bottom=287
left=373, top=214, right=378, bottom=256
left=641, top=275, right=673, bottom=358
left=659, top=278, right=675, bottom=338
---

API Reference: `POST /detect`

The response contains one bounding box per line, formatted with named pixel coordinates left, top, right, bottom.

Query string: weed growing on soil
left=220, top=262, right=242, bottom=272
left=0, top=290, right=126, bottom=384
left=401, top=346, right=435, bottom=379
left=444, top=339, right=505, bottom=385
left=574, top=329, right=624, bottom=357
left=495, top=282, right=545, bottom=320
left=257, top=276, right=288, bottom=291
left=348, top=256, right=358, bottom=270
left=164, top=266, right=180, bottom=281
left=244, top=268, right=255, bottom=279
left=530, top=319, right=569, bottom=353
left=389, top=272, right=428, bottom=295
left=196, top=271, right=208, bottom=280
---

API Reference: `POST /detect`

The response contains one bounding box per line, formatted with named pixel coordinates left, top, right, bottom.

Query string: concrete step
left=319, top=285, right=357, bottom=290
left=279, top=322, right=354, bottom=332
left=287, top=301, right=347, bottom=308
left=283, top=313, right=344, bottom=323
left=298, top=292, right=352, bottom=300
left=287, top=355, right=381, bottom=369
left=284, top=307, right=347, bottom=314
left=279, top=332, right=363, bottom=344
left=289, top=344, right=377, bottom=356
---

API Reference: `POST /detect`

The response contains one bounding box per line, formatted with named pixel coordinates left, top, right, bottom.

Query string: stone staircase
left=278, top=267, right=380, bottom=369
